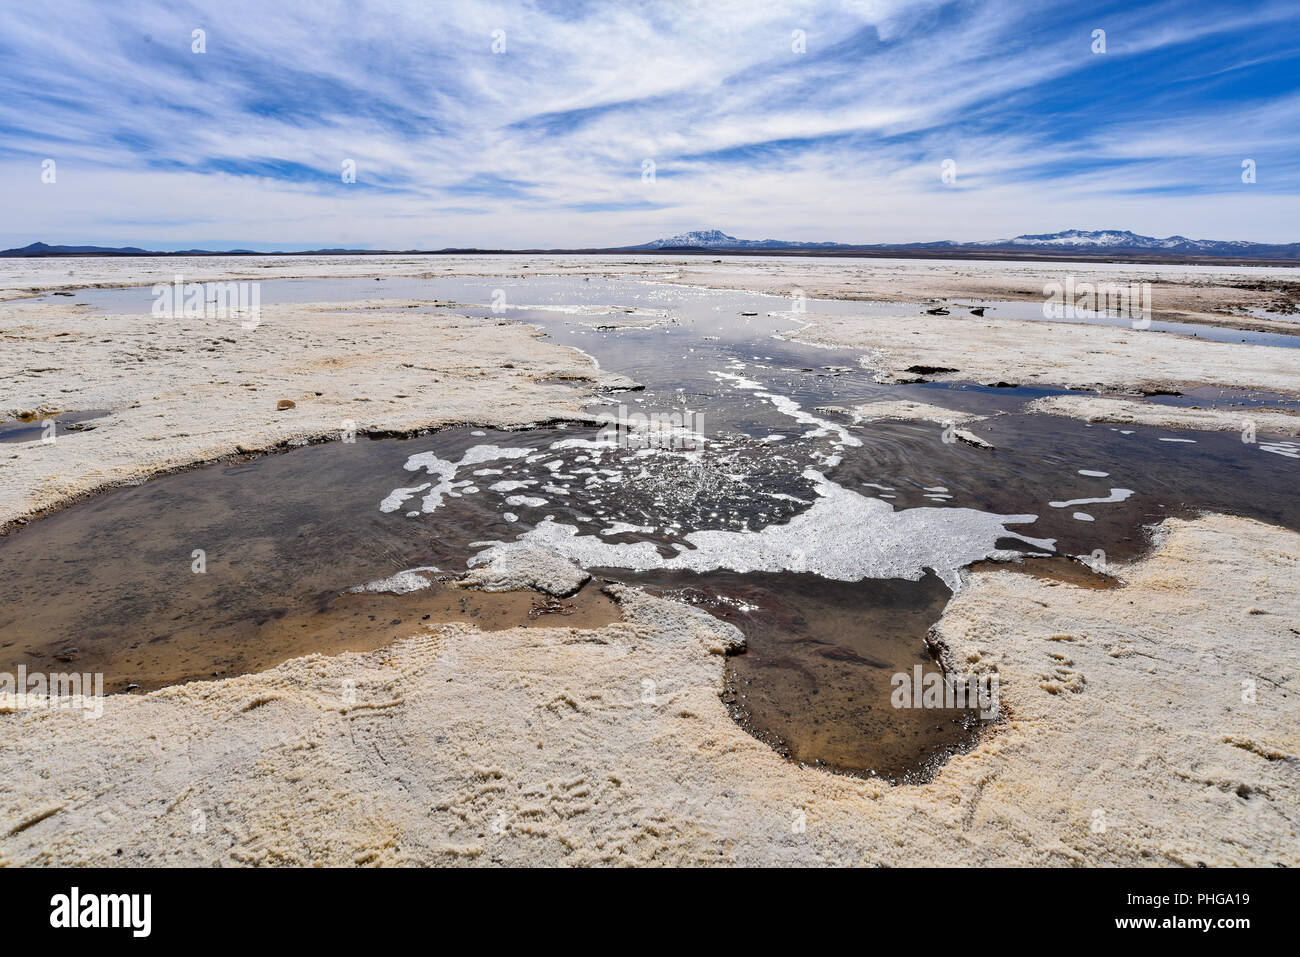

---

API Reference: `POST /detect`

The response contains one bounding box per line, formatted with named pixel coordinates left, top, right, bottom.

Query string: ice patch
left=387, top=445, right=532, bottom=515
left=551, top=437, right=619, bottom=451
left=600, top=521, right=655, bottom=536
left=347, top=566, right=440, bottom=595
left=1260, top=440, right=1300, bottom=459
left=489, top=480, right=535, bottom=492
left=712, top=369, right=861, bottom=448
left=1049, top=488, right=1134, bottom=508
left=712, top=370, right=764, bottom=390
left=472, top=470, right=1053, bottom=591
left=380, top=482, right=431, bottom=514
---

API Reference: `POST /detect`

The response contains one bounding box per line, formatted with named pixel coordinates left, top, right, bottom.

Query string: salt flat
left=1, top=255, right=1297, bottom=866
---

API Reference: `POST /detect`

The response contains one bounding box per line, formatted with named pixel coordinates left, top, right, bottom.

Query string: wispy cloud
left=2, top=0, right=1298, bottom=248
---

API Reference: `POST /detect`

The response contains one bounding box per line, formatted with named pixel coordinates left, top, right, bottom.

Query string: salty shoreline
left=2, top=256, right=1297, bottom=866
left=0, top=296, right=636, bottom=530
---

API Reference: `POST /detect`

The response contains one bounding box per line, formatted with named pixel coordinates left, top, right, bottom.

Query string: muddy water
left=629, top=568, right=980, bottom=783
left=5, top=271, right=1300, bottom=782
left=0, top=427, right=621, bottom=690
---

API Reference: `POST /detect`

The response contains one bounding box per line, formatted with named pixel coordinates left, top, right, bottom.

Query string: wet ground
left=3, top=273, right=1298, bottom=782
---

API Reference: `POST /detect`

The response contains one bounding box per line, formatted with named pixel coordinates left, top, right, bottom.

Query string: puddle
left=0, top=428, right=621, bottom=692
left=4, top=273, right=1299, bottom=781
left=0, top=410, right=111, bottom=443
left=632, top=568, right=984, bottom=783
left=968, top=555, right=1122, bottom=589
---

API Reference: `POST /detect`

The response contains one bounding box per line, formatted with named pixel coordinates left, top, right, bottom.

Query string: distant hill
left=2, top=241, right=309, bottom=257
left=4, top=241, right=159, bottom=256
left=4, top=229, right=1298, bottom=262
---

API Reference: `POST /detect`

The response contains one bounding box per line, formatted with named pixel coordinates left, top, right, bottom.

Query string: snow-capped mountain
left=634, top=229, right=842, bottom=250
left=986, top=229, right=1258, bottom=252
left=625, top=228, right=1298, bottom=259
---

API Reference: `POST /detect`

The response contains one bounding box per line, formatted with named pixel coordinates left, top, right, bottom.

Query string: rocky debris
left=954, top=428, right=994, bottom=450
left=276, top=399, right=296, bottom=410
left=459, top=546, right=591, bottom=598
left=905, top=364, right=958, bottom=375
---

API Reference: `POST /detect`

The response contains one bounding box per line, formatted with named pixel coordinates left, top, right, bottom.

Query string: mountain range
left=628, top=228, right=1300, bottom=258
left=4, top=230, right=1298, bottom=261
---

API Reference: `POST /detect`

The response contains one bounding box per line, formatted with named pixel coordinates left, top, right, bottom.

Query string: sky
left=2, top=0, right=1299, bottom=250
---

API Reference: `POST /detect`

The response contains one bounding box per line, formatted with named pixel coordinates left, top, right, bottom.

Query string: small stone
left=954, top=428, right=994, bottom=450
left=276, top=399, right=296, bottom=410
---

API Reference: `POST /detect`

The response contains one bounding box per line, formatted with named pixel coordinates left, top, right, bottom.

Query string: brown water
left=0, top=430, right=621, bottom=691
left=630, top=569, right=981, bottom=782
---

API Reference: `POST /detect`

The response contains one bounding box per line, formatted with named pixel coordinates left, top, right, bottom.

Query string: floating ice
left=505, top=495, right=548, bottom=507
left=1260, top=440, right=1300, bottom=459
left=1049, top=488, right=1134, bottom=508
left=347, top=566, right=440, bottom=595
left=389, top=445, right=532, bottom=514
left=489, top=480, right=534, bottom=492
left=472, top=470, right=1053, bottom=591
left=380, top=482, right=431, bottom=513
left=712, top=371, right=764, bottom=390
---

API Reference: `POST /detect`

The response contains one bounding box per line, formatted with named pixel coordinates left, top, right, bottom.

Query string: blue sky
left=2, top=0, right=1298, bottom=250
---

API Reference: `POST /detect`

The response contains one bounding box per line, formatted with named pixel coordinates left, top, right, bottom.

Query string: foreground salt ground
left=1, top=514, right=1294, bottom=866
